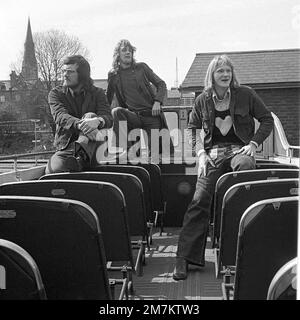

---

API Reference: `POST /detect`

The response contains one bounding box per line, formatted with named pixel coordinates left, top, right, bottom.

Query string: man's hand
left=198, top=152, right=216, bottom=177
left=234, top=143, right=257, bottom=156
left=84, top=129, right=98, bottom=141
left=78, top=117, right=101, bottom=134
left=152, top=101, right=161, bottom=116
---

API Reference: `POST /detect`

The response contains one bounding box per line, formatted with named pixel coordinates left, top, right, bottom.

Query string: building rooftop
left=0, top=80, right=12, bottom=90
left=93, top=79, right=108, bottom=91
left=181, top=48, right=300, bottom=91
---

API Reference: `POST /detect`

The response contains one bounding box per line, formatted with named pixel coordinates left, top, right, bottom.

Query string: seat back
left=0, top=239, right=46, bottom=300
left=0, top=196, right=111, bottom=300
left=234, top=196, right=298, bottom=300
left=0, top=180, right=133, bottom=266
left=213, top=169, right=299, bottom=246
left=218, top=179, right=298, bottom=271
left=130, top=163, right=164, bottom=212
left=255, top=163, right=299, bottom=170
left=113, top=163, right=166, bottom=233
left=267, top=257, right=297, bottom=300
left=92, top=165, right=154, bottom=221
left=40, top=172, right=148, bottom=237
left=255, top=159, right=279, bottom=164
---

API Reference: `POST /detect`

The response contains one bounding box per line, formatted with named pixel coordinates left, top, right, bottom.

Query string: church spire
left=21, top=18, right=38, bottom=83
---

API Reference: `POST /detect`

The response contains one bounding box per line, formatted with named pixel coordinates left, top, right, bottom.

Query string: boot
left=173, top=257, right=188, bottom=281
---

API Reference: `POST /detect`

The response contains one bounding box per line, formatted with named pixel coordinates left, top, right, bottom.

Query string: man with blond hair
left=107, top=39, right=172, bottom=161
left=173, top=54, right=274, bottom=280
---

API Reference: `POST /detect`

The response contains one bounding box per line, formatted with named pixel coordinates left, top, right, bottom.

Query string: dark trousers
left=45, top=140, right=104, bottom=174
left=112, top=107, right=162, bottom=154
left=45, top=143, right=80, bottom=174
left=176, top=145, right=256, bottom=265
left=45, top=112, right=103, bottom=174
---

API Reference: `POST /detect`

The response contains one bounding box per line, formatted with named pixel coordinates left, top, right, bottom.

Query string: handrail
left=0, top=111, right=298, bottom=165
left=0, top=151, right=55, bottom=161
left=0, top=151, right=54, bottom=173
left=271, top=112, right=300, bottom=158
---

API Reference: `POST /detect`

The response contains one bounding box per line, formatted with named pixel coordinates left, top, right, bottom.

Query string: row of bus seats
left=210, top=159, right=299, bottom=300
left=0, top=163, right=165, bottom=300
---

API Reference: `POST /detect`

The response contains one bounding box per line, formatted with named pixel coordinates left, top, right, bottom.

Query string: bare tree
left=8, top=30, right=89, bottom=133
left=33, top=29, right=89, bottom=91
left=9, top=51, right=23, bottom=74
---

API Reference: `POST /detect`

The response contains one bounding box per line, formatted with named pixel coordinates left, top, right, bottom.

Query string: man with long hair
left=173, top=54, right=274, bottom=280
left=46, top=55, right=113, bottom=173
left=107, top=39, right=172, bottom=161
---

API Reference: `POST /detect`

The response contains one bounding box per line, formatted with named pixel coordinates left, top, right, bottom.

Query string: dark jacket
left=49, top=85, right=113, bottom=150
left=107, top=62, right=169, bottom=128
left=188, top=85, right=274, bottom=151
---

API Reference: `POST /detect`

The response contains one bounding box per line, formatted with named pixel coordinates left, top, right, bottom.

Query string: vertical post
left=0, top=265, right=6, bottom=290
left=13, top=157, right=21, bottom=181
left=34, top=120, right=37, bottom=166
left=175, top=57, right=179, bottom=89
left=13, top=158, right=18, bottom=172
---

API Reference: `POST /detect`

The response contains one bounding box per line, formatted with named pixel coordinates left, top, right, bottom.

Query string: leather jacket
left=107, top=62, right=169, bottom=129
left=188, top=85, right=274, bottom=152
left=49, top=85, right=112, bottom=150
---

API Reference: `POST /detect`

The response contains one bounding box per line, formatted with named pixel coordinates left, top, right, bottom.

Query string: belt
left=211, top=143, right=243, bottom=149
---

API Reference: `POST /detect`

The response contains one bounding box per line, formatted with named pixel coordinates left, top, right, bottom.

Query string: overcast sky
left=0, top=0, right=299, bottom=88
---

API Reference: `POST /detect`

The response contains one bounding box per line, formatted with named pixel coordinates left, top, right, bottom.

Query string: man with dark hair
left=107, top=39, right=172, bottom=161
left=45, top=55, right=113, bottom=174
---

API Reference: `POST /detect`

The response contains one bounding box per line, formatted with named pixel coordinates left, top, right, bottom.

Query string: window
left=0, top=95, right=5, bottom=103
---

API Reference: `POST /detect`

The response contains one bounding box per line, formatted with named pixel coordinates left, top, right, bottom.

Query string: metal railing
left=271, top=112, right=300, bottom=161
left=0, top=151, right=54, bottom=172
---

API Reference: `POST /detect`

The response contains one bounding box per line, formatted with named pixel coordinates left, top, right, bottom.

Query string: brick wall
left=256, top=88, right=300, bottom=146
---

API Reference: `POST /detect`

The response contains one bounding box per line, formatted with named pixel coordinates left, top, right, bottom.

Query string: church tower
left=21, top=18, right=38, bottom=84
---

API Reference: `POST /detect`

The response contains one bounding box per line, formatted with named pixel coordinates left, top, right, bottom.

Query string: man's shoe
left=75, top=147, right=90, bottom=171
left=173, top=257, right=188, bottom=281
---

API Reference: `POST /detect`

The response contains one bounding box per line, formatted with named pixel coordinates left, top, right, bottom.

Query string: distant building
left=93, top=81, right=196, bottom=106
left=180, top=49, right=300, bottom=146
left=165, top=87, right=195, bottom=106
left=93, top=79, right=108, bottom=91
left=0, top=18, right=46, bottom=122
left=20, top=19, right=39, bottom=85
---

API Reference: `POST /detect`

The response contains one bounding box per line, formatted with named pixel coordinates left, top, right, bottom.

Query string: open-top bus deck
left=127, top=228, right=223, bottom=300
left=0, top=108, right=298, bottom=300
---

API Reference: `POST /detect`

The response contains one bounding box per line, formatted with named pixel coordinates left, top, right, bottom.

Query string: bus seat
left=0, top=180, right=134, bottom=299
left=0, top=239, right=46, bottom=300
left=91, top=165, right=155, bottom=243
left=256, top=163, right=299, bottom=170
left=126, top=163, right=166, bottom=235
left=267, top=257, right=297, bottom=300
left=232, top=196, right=298, bottom=300
left=0, top=196, right=112, bottom=300
left=217, top=179, right=298, bottom=278
left=40, top=172, right=148, bottom=277
left=212, top=169, right=299, bottom=248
